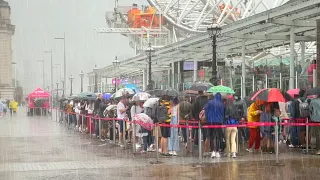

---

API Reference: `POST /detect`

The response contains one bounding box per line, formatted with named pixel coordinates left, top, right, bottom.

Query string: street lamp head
left=113, top=56, right=120, bottom=68
left=93, top=64, right=98, bottom=72
left=207, top=24, right=222, bottom=37
left=56, top=82, right=59, bottom=85
left=11, top=62, right=17, bottom=65
left=79, top=70, right=84, bottom=77
left=69, top=75, right=74, bottom=81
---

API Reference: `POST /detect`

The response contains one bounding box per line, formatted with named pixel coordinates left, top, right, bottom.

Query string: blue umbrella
left=103, top=93, right=112, bottom=100
left=125, top=84, right=140, bottom=93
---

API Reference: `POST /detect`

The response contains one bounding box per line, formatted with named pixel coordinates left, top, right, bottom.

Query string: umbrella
left=287, top=89, right=300, bottom=98
left=103, top=93, right=112, bottom=100
left=251, top=88, right=286, bottom=102
left=114, top=88, right=135, bottom=99
left=143, top=97, right=159, bottom=108
left=132, top=92, right=151, bottom=102
left=66, top=94, right=80, bottom=101
left=78, top=92, right=97, bottom=100
left=146, top=88, right=179, bottom=97
left=207, top=85, right=235, bottom=94
left=305, top=87, right=320, bottom=96
left=133, top=113, right=154, bottom=131
left=125, top=84, right=140, bottom=93
left=189, top=82, right=213, bottom=91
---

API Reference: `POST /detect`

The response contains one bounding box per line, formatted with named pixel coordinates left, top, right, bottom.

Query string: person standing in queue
left=93, top=94, right=102, bottom=137
left=247, top=100, right=264, bottom=152
left=159, top=96, right=171, bottom=156
left=117, top=96, right=128, bottom=147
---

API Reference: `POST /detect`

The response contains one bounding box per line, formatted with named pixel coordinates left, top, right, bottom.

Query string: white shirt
left=130, top=105, right=143, bottom=120
left=117, top=102, right=126, bottom=119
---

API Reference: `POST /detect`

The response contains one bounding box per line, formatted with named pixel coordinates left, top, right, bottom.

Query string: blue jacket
left=205, top=93, right=224, bottom=124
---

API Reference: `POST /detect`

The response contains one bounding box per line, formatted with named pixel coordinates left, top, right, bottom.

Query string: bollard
left=198, top=123, right=203, bottom=165
left=113, top=119, right=116, bottom=145
left=122, top=119, right=127, bottom=149
left=132, top=120, right=136, bottom=153
left=306, top=118, right=309, bottom=154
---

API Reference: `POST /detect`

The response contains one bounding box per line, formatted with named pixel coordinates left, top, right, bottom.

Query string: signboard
left=183, top=61, right=195, bottom=71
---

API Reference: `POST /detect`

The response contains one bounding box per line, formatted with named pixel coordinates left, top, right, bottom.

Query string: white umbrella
left=132, top=92, right=151, bottom=102
left=143, top=97, right=159, bottom=108
left=114, top=88, right=135, bottom=98
left=133, top=113, right=154, bottom=131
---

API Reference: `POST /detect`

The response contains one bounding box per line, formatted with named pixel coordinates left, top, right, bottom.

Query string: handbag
left=199, top=109, right=206, bottom=125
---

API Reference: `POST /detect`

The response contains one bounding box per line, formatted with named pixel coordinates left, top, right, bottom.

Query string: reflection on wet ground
left=0, top=111, right=320, bottom=180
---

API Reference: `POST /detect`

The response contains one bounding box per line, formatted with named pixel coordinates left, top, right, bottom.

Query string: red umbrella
left=287, top=89, right=300, bottom=98
left=251, top=88, right=286, bottom=102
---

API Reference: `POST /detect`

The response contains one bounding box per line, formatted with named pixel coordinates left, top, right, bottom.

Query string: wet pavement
left=0, top=109, right=320, bottom=180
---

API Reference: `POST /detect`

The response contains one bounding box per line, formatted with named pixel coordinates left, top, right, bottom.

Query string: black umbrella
left=189, top=82, right=213, bottom=92
left=146, top=88, right=180, bottom=97
left=305, top=87, right=320, bottom=96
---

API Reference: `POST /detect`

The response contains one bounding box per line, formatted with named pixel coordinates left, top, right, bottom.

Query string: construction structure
left=0, top=0, right=15, bottom=99
left=89, top=0, right=319, bottom=96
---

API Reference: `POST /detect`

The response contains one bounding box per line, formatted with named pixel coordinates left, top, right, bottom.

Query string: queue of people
left=58, top=88, right=320, bottom=159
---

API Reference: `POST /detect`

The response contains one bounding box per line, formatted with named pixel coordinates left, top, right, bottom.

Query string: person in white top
left=117, top=97, right=129, bottom=146
left=131, top=101, right=143, bottom=149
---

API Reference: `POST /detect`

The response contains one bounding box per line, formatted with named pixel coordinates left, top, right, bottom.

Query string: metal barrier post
left=81, top=114, right=84, bottom=132
left=99, top=117, right=102, bottom=140
left=113, top=119, right=116, bottom=145
left=273, top=119, right=284, bottom=166
left=198, top=123, right=203, bottom=165
left=77, top=114, right=80, bottom=131
left=186, top=121, right=191, bottom=152
left=67, top=113, right=70, bottom=129
left=55, top=108, right=57, bottom=122
left=132, top=120, right=136, bottom=153
left=89, top=116, right=92, bottom=138
left=306, top=118, right=309, bottom=154
left=155, top=123, right=160, bottom=162
left=40, top=108, right=43, bottom=116
left=122, top=119, right=127, bottom=149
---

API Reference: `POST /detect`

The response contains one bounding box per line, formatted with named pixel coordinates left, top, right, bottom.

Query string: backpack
left=299, top=102, right=310, bottom=118
left=155, top=103, right=169, bottom=123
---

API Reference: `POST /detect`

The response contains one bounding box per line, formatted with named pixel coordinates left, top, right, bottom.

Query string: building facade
left=0, top=0, right=15, bottom=99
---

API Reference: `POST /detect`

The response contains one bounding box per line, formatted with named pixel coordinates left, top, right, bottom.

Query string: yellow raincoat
left=247, top=102, right=261, bottom=128
left=9, top=100, right=18, bottom=112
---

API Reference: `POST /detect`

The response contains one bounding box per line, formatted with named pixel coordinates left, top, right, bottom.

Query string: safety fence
left=52, top=108, right=320, bottom=166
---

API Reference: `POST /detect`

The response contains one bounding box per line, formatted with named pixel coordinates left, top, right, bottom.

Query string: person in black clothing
left=192, top=91, right=209, bottom=145
left=93, top=94, right=102, bottom=137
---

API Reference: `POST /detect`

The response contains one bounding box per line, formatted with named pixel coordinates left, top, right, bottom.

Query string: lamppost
left=37, top=60, right=45, bottom=89
left=56, top=82, right=59, bottom=122
left=55, top=64, right=62, bottom=82
left=93, top=65, right=98, bottom=93
left=207, top=25, right=221, bottom=86
left=113, top=56, right=120, bottom=92
left=145, top=43, right=155, bottom=90
left=69, top=75, right=74, bottom=96
left=11, top=62, right=17, bottom=88
left=44, top=50, right=53, bottom=120
left=54, top=33, right=66, bottom=98
left=79, top=70, right=84, bottom=93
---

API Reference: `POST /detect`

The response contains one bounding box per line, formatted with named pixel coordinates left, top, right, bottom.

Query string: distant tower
left=0, top=0, right=15, bottom=99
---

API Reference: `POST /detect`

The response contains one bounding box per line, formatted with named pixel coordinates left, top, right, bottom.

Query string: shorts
left=119, top=120, right=126, bottom=133
left=161, top=123, right=170, bottom=138
left=152, top=126, right=162, bottom=138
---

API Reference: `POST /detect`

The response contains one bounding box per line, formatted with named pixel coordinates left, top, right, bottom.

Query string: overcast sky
left=7, top=0, right=145, bottom=93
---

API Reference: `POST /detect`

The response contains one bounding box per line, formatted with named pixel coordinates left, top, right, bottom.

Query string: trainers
left=172, top=151, right=177, bottom=156
left=211, top=151, right=216, bottom=158
left=203, top=152, right=210, bottom=157
left=288, top=144, right=295, bottom=148
left=158, top=148, right=162, bottom=153
left=168, top=151, right=173, bottom=155
left=136, top=144, right=141, bottom=148
left=246, top=148, right=253, bottom=153
left=316, top=151, right=320, bottom=155
left=215, top=152, right=221, bottom=158
left=232, top=152, right=236, bottom=158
